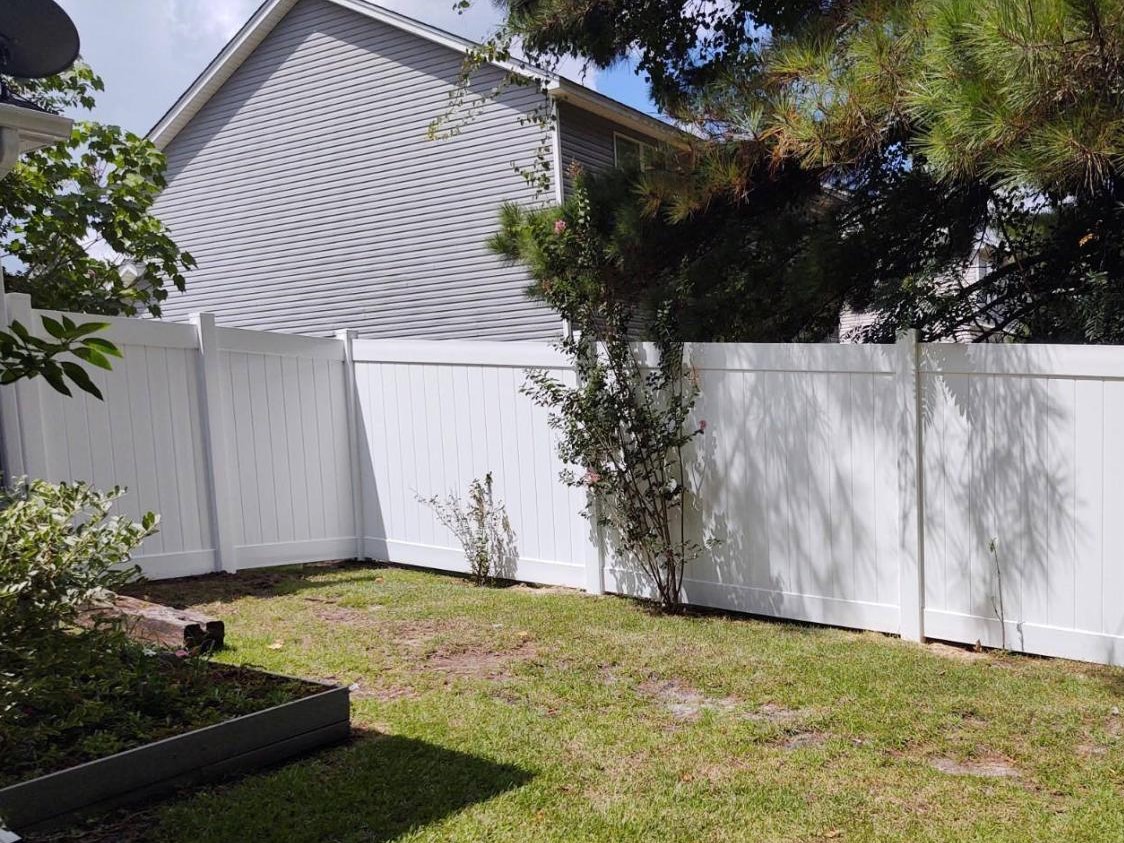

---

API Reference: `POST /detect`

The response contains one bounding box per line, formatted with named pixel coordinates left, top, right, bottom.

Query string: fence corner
left=336, top=329, right=366, bottom=561
left=191, top=312, right=237, bottom=574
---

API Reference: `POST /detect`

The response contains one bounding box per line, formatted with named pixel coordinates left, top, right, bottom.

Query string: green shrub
left=0, top=478, right=157, bottom=639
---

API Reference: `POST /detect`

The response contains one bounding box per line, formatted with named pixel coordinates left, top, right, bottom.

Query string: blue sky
left=54, top=0, right=657, bottom=134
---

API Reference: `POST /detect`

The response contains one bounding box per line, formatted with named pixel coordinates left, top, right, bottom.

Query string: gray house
left=149, top=0, right=682, bottom=340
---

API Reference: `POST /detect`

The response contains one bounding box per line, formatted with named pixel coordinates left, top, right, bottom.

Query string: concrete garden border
left=0, top=677, right=349, bottom=833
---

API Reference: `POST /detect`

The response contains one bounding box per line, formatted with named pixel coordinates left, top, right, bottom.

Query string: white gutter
left=547, top=80, right=690, bottom=148
left=0, top=103, right=73, bottom=177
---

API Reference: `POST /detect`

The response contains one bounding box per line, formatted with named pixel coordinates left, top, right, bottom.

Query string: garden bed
left=0, top=645, right=349, bottom=833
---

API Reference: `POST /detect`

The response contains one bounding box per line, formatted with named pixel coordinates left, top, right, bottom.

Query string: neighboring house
left=148, top=0, right=683, bottom=340
left=838, top=242, right=997, bottom=342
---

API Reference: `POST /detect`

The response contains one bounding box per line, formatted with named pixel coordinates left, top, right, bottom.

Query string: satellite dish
left=0, top=0, right=80, bottom=79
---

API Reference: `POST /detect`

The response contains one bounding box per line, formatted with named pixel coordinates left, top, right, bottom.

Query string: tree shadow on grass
left=241, top=732, right=534, bottom=842
left=122, top=561, right=386, bottom=609
left=44, top=732, right=533, bottom=843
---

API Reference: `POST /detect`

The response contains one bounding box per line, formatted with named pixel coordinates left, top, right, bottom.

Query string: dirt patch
left=425, top=641, right=538, bottom=680
left=383, top=618, right=478, bottom=649
left=745, top=702, right=812, bottom=726
left=124, top=569, right=294, bottom=608
left=507, top=584, right=584, bottom=597
left=925, top=641, right=992, bottom=663
left=1077, top=742, right=1109, bottom=759
left=313, top=605, right=380, bottom=626
left=777, top=731, right=829, bottom=750
left=638, top=678, right=739, bottom=721
left=930, top=755, right=1020, bottom=778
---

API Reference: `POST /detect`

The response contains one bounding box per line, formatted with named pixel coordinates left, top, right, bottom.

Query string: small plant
left=418, top=473, right=517, bottom=585
left=0, top=478, right=158, bottom=639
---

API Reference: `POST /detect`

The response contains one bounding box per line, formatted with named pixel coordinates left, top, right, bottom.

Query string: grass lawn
left=45, top=563, right=1124, bottom=843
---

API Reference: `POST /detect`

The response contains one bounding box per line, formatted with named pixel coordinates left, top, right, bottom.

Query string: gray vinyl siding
left=558, top=103, right=658, bottom=196
left=153, top=0, right=560, bottom=339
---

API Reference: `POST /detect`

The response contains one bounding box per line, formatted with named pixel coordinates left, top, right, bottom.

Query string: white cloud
left=169, top=0, right=260, bottom=42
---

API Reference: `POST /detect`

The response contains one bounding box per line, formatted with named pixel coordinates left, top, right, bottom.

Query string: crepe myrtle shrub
left=491, top=176, right=711, bottom=611
left=418, top=472, right=518, bottom=585
left=0, top=478, right=157, bottom=639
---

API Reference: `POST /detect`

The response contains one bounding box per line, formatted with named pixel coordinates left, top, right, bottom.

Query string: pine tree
left=491, top=0, right=1124, bottom=342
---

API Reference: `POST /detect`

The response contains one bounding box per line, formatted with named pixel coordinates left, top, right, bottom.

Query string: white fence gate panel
left=216, top=327, right=356, bottom=569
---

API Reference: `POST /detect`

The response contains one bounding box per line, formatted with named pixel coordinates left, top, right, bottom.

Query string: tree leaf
left=72, top=345, right=113, bottom=370
left=82, top=337, right=122, bottom=357
left=40, top=316, right=66, bottom=340
left=60, top=361, right=102, bottom=400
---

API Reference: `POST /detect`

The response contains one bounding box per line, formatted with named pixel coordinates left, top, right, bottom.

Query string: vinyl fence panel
left=919, top=344, right=1124, bottom=665
left=610, top=342, right=907, bottom=634
left=7, top=299, right=216, bottom=578
left=215, top=327, right=357, bottom=569
left=352, top=340, right=593, bottom=588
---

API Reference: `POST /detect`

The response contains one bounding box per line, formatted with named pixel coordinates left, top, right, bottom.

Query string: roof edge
left=549, top=80, right=688, bottom=147
left=148, top=0, right=685, bottom=152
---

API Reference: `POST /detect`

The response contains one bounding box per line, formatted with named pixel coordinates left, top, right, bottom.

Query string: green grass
left=47, top=563, right=1124, bottom=842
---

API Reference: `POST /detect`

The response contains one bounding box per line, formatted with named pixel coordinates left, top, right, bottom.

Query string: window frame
left=613, top=132, right=656, bottom=170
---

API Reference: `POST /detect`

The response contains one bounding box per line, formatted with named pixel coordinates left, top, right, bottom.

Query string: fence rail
left=2, top=292, right=1122, bottom=667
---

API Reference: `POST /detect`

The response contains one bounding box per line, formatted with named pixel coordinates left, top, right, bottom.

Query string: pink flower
left=554, top=219, right=568, bottom=235
left=583, top=468, right=601, bottom=486
left=174, top=648, right=190, bottom=658
left=698, top=420, right=708, bottom=433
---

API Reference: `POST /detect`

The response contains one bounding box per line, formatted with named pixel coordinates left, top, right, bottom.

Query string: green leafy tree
left=2, top=64, right=194, bottom=316
left=490, top=0, right=1124, bottom=343
left=0, top=64, right=194, bottom=396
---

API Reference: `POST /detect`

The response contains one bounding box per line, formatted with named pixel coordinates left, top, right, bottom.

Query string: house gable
left=152, top=0, right=561, bottom=339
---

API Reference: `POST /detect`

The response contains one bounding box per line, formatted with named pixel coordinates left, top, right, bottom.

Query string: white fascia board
left=547, top=80, right=691, bottom=148
left=0, top=102, right=73, bottom=151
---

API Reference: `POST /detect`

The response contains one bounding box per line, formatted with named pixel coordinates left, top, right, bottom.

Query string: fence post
left=2, top=291, right=50, bottom=480
left=896, top=330, right=925, bottom=641
left=336, top=329, right=366, bottom=561
left=191, top=313, right=237, bottom=573
left=0, top=271, right=18, bottom=481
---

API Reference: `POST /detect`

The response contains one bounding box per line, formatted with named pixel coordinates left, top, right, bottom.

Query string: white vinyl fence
left=1, top=291, right=1122, bottom=666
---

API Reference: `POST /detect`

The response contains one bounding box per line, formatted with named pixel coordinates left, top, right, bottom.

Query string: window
left=614, top=133, right=655, bottom=170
